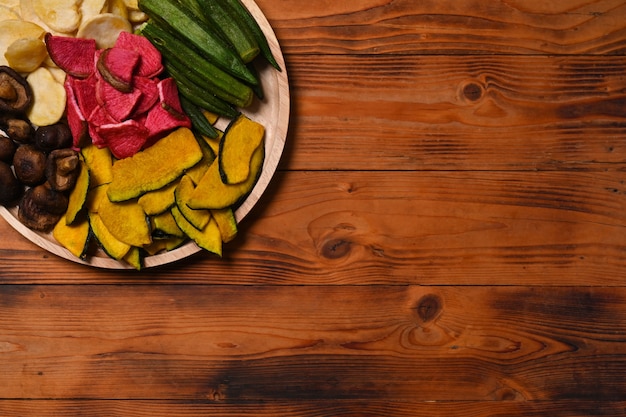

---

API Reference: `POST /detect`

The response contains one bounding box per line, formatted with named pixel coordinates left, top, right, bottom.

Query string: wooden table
left=2, top=0, right=626, bottom=415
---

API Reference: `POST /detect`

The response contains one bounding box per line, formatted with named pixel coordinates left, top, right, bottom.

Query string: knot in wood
left=462, top=82, right=484, bottom=101
left=321, top=238, right=352, bottom=259
left=415, top=294, right=443, bottom=323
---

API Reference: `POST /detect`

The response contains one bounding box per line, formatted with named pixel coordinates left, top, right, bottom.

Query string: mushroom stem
left=46, top=148, right=80, bottom=192
left=57, top=155, right=78, bottom=175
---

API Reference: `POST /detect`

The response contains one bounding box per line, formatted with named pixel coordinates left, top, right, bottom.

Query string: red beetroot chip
left=64, top=78, right=88, bottom=149
left=97, top=47, right=140, bottom=92
left=132, top=76, right=159, bottom=116
left=144, top=78, right=191, bottom=141
left=96, top=119, right=150, bottom=159
left=88, top=104, right=116, bottom=128
left=45, top=34, right=96, bottom=78
left=97, top=78, right=143, bottom=122
left=87, top=106, right=116, bottom=148
left=71, top=74, right=98, bottom=119
left=114, top=31, right=163, bottom=78
left=157, top=77, right=185, bottom=114
left=93, top=48, right=103, bottom=69
left=144, top=103, right=191, bottom=143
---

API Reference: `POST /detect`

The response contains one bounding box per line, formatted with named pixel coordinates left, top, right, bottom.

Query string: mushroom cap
left=0, top=136, right=16, bottom=162
left=0, top=66, right=32, bottom=114
left=13, top=144, right=46, bottom=186
left=35, top=122, right=72, bottom=152
left=0, top=161, right=22, bottom=205
left=46, top=148, right=80, bottom=192
left=17, top=182, right=68, bottom=232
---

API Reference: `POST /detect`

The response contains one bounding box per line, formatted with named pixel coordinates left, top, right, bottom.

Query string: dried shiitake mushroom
left=46, top=148, right=80, bottom=192
left=0, top=160, right=22, bottom=205
left=5, top=118, right=34, bottom=144
left=0, top=136, right=16, bottom=162
left=35, top=122, right=72, bottom=152
left=0, top=66, right=32, bottom=114
left=18, top=182, right=68, bottom=232
left=13, top=144, right=46, bottom=186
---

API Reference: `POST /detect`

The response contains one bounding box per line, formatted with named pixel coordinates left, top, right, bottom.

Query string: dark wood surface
left=2, top=1, right=626, bottom=415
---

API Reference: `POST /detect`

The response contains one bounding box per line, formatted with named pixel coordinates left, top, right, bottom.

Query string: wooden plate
left=0, top=0, right=289, bottom=269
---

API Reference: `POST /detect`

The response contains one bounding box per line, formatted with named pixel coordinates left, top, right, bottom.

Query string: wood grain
left=1, top=285, right=625, bottom=402
left=256, top=0, right=626, bottom=55
left=1, top=170, right=624, bottom=285
left=284, top=54, right=626, bottom=171
left=1, top=400, right=626, bottom=417
left=1, top=400, right=624, bottom=416
left=1, top=0, right=626, bottom=414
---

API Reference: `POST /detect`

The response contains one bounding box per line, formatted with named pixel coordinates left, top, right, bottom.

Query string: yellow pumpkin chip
left=171, top=206, right=222, bottom=256
left=122, top=246, right=142, bottom=270
left=53, top=214, right=91, bottom=259
left=218, top=115, right=264, bottom=184
left=138, top=179, right=179, bottom=216
left=81, top=144, right=113, bottom=187
left=211, top=207, right=237, bottom=243
left=65, top=159, right=90, bottom=225
left=88, top=212, right=131, bottom=260
left=187, top=144, right=264, bottom=210
left=99, top=196, right=152, bottom=247
left=150, top=210, right=184, bottom=238
left=175, top=175, right=211, bottom=230
left=107, top=127, right=203, bottom=202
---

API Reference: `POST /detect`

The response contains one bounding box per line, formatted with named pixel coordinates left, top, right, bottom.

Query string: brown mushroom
left=0, top=66, right=32, bottom=114
left=0, top=160, right=22, bottom=205
left=46, top=148, right=80, bottom=192
left=5, top=118, right=34, bottom=144
left=13, top=144, right=46, bottom=186
left=0, top=136, right=16, bottom=162
left=35, top=122, right=72, bottom=152
left=18, top=182, right=68, bottom=232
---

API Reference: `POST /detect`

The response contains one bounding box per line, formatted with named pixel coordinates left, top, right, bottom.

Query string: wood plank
left=0, top=399, right=625, bottom=416
left=284, top=54, right=626, bottom=171
left=256, top=0, right=626, bottom=55
left=1, top=171, right=625, bottom=286
left=1, top=285, right=625, bottom=401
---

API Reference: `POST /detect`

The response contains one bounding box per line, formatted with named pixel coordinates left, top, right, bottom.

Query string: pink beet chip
left=71, top=74, right=99, bottom=119
left=144, top=104, right=192, bottom=146
left=157, top=77, right=185, bottom=114
left=87, top=106, right=116, bottom=148
left=132, top=76, right=160, bottom=116
left=98, top=47, right=140, bottom=87
left=114, top=31, right=164, bottom=78
left=64, top=78, right=88, bottom=149
left=46, top=34, right=96, bottom=78
left=144, top=78, right=191, bottom=142
left=97, top=78, right=143, bottom=122
left=96, top=119, right=150, bottom=159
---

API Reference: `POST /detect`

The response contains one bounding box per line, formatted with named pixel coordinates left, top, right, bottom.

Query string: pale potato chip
left=26, top=66, right=67, bottom=126
left=77, top=12, right=132, bottom=49
left=0, top=4, right=19, bottom=20
left=122, top=0, right=138, bottom=10
left=0, top=0, right=19, bottom=9
left=5, top=36, right=47, bottom=72
left=47, top=66, right=67, bottom=84
left=80, top=0, right=107, bottom=23
left=107, top=0, right=128, bottom=19
left=19, top=0, right=59, bottom=34
left=0, top=19, right=45, bottom=66
left=31, top=0, right=80, bottom=33
left=128, top=9, right=147, bottom=24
